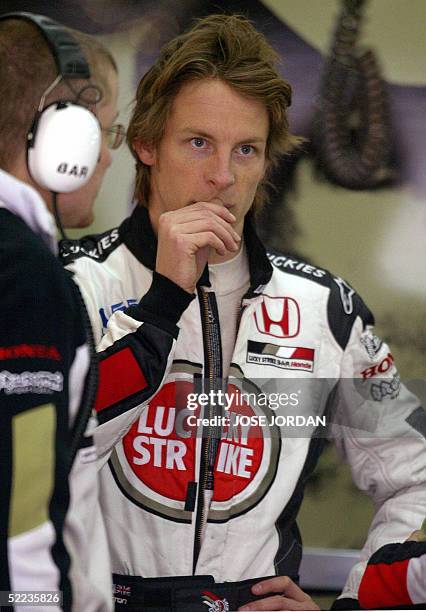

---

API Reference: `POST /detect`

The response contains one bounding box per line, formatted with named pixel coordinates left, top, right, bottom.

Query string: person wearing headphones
left=0, top=13, right=124, bottom=611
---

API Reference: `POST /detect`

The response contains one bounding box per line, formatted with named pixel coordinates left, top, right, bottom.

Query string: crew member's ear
left=133, top=139, right=155, bottom=166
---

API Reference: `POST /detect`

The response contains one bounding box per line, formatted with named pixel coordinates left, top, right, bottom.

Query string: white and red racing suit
left=61, top=204, right=426, bottom=607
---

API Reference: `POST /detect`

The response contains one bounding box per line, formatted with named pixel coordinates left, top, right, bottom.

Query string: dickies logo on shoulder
left=254, top=295, right=300, bottom=338
left=247, top=340, right=315, bottom=373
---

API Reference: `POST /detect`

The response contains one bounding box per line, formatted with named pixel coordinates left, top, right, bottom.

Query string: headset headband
left=0, top=12, right=90, bottom=79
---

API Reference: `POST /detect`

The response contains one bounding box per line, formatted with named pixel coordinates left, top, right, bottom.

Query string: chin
left=77, top=214, right=94, bottom=229
left=63, top=213, right=94, bottom=229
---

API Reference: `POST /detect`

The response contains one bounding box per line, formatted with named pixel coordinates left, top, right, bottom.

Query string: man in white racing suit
left=62, top=14, right=426, bottom=612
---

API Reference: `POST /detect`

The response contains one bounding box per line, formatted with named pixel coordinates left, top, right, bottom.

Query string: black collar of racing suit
left=119, top=204, right=273, bottom=297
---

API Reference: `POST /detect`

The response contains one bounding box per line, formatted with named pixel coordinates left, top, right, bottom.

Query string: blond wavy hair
left=127, top=14, right=299, bottom=211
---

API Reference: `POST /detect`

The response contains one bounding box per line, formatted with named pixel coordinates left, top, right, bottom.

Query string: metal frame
left=299, top=547, right=361, bottom=591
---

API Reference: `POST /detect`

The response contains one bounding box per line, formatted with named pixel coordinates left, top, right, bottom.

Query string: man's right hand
left=155, top=202, right=241, bottom=294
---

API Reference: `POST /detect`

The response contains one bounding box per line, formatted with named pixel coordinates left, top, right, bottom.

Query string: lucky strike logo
left=121, top=381, right=265, bottom=503
left=122, top=381, right=196, bottom=501
left=214, top=399, right=263, bottom=502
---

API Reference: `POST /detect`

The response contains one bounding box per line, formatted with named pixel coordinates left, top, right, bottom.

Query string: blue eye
left=191, top=137, right=206, bottom=148
left=239, top=144, right=254, bottom=155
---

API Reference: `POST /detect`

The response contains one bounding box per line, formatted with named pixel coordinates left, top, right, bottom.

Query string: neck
left=9, top=156, right=51, bottom=210
left=208, top=242, right=243, bottom=264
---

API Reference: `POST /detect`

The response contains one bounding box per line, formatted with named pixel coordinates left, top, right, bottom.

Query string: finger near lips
left=192, top=231, right=228, bottom=256
left=196, top=210, right=240, bottom=240
left=187, top=200, right=236, bottom=221
left=167, top=207, right=238, bottom=235
left=159, top=208, right=240, bottom=247
left=177, top=220, right=240, bottom=251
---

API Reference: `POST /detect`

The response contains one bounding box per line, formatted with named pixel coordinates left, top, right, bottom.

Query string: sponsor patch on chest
left=247, top=340, right=315, bottom=372
left=254, top=295, right=300, bottom=338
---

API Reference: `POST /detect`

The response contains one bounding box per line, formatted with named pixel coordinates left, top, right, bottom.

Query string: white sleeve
left=332, top=317, right=426, bottom=601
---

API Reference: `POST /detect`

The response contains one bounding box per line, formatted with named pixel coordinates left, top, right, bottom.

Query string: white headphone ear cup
left=27, top=103, right=101, bottom=193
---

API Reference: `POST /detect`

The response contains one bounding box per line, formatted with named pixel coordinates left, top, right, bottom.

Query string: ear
left=133, top=139, right=155, bottom=166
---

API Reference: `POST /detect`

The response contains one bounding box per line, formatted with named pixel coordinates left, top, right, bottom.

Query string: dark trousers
left=112, top=573, right=297, bottom=611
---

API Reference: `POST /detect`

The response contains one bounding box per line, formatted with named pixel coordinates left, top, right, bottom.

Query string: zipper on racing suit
left=193, top=287, right=223, bottom=573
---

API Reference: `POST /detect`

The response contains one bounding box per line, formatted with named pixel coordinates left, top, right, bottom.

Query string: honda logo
left=254, top=296, right=300, bottom=338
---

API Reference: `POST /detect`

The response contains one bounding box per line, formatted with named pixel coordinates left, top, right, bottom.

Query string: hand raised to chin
left=155, top=201, right=241, bottom=294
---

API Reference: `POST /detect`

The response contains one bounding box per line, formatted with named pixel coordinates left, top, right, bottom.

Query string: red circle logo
left=122, top=383, right=265, bottom=500
left=122, top=380, right=197, bottom=501
left=116, top=378, right=279, bottom=520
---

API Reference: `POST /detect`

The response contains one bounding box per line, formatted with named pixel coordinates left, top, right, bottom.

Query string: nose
left=206, top=153, right=235, bottom=190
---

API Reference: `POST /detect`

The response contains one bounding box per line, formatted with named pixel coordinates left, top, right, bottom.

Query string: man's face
left=58, top=68, right=119, bottom=228
left=137, top=78, right=269, bottom=235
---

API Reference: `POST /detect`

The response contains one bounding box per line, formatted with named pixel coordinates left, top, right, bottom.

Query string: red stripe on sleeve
left=95, top=347, right=147, bottom=412
left=358, top=558, right=412, bottom=609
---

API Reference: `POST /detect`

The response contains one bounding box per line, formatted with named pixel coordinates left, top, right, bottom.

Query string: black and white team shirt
left=0, top=170, right=111, bottom=611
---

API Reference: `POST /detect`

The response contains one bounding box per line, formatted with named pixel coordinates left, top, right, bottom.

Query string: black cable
left=51, top=191, right=68, bottom=241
